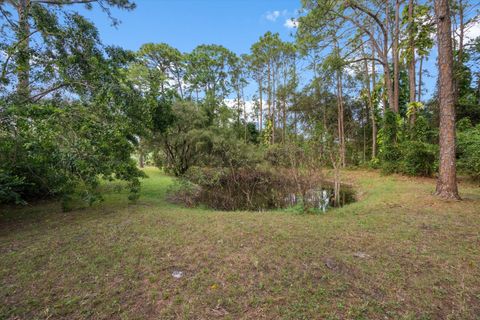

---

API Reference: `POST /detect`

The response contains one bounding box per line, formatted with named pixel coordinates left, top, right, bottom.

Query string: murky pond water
left=182, top=182, right=356, bottom=212
left=281, top=184, right=356, bottom=211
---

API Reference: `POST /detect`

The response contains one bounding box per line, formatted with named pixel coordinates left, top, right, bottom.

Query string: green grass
left=1, top=168, right=480, bottom=319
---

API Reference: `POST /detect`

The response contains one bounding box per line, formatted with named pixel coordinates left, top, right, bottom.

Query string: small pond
left=170, top=179, right=356, bottom=212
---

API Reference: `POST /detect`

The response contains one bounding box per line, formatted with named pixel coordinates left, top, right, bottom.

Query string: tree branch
left=1, top=29, right=41, bottom=82
left=345, top=1, right=388, bottom=39
left=29, top=81, right=94, bottom=102
left=31, top=0, right=98, bottom=4
left=0, top=5, right=18, bottom=29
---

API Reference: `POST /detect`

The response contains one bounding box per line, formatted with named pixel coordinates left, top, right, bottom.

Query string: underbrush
left=167, top=166, right=354, bottom=212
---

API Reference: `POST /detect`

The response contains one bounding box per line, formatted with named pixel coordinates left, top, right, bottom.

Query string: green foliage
left=199, top=132, right=263, bottom=169
left=377, top=113, right=437, bottom=176
left=166, top=177, right=200, bottom=208
left=0, top=0, right=149, bottom=208
left=265, top=143, right=306, bottom=168
left=378, top=110, right=402, bottom=173
left=400, top=115, right=438, bottom=176
left=180, top=166, right=330, bottom=211
left=400, top=3, right=435, bottom=62
left=399, top=141, right=437, bottom=177
left=457, top=123, right=480, bottom=181
left=152, top=101, right=207, bottom=176
left=262, top=119, right=274, bottom=145
left=185, top=44, right=237, bottom=102
left=406, top=101, right=424, bottom=119
left=410, top=115, right=433, bottom=142
left=368, top=157, right=381, bottom=169
left=0, top=102, right=145, bottom=206
left=245, top=122, right=260, bottom=144
left=456, top=117, right=473, bottom=131
left=0, top=170, right=28, bottom=205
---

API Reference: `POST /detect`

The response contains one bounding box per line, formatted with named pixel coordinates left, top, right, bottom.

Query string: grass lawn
left=1, top=167, right=480, bottom=319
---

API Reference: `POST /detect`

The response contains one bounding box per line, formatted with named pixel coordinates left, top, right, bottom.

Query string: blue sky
left=80, top=0, right=301, bottom=54
left=75, top=0, right=303, bottom=103
left=76, top=0, right=480, bottom=102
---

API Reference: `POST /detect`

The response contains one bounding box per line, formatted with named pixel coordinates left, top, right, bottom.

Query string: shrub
left=0, top=171, right=28, bottom=205
left=457, top=123, right=480, bottom=181
left=368, top=157, right=381, bottom=169
left=176, top=166, right=334, bottom=211
left=400, top=141, right=438, bottom=177
left=265, top=143, right=304, bottom=167
left=378, top=110, right=402, bottom=174
left=0, top=103, right=144, bottom=206
left=166, top=178, right=200, bottom=207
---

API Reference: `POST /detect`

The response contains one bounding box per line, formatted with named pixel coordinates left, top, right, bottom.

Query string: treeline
left=1, top=0, right=479, bottom=208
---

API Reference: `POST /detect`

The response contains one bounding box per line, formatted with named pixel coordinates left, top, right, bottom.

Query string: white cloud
left=284, top=18, right=299, bottom=29
left=224, top=99, right=258, bottom=121
left=264, top=9, right=289, bottom=22
left=265, top=10, right=281, bottom=22
left=465, top=20, right=480, bottom=42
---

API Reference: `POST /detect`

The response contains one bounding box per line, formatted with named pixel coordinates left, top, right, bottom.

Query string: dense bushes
left=377, top=110, right=402, bottom=171
left=167, top=140, right=355, bottom=212
left=152, top=100, right=263, bottom=175
left=0, top=102, right=144, bottom=208
left=169, top=166, right=331, bottom=211
left=0, top=170, right=27, bottom=205
left=399, top=141, right=437, bottom=176
left=377, top=113, right=438, bottom=177
left=457, top=120, right=480, bottom=181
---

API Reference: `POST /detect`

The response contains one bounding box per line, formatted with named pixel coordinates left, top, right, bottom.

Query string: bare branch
left=29, top=81, right=94, bottom=102
left=345, top=1, right=388, bottom=39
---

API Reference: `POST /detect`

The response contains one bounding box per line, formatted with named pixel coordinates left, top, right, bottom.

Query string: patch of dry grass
left=1, top=168, right=479, bottom=319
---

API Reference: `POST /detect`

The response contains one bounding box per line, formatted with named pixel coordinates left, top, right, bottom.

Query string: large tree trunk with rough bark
left=434, top=0, right=460, bottom=200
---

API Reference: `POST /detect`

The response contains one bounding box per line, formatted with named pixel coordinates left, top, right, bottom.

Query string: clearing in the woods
left=1, top=168, right=479, bottom=319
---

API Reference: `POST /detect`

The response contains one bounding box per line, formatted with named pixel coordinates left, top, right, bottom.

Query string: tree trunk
left=454, top=0, right=464, bottom=104
left=272, top=64, right=277, bottom=144
left=418, top=56, right=423, bottom=103
left=282, top=60, right=287, bottom=143
left=477, top=77, right=480, bottom=106
left=242, top=86, right=247, bottom=142
left=392, top=0, right=401, bottom=113
left=369, top=37, right=377, bottom=159
left=176, top=71, right=184, bottom=99
left=362, top=102, right=366, bottom=162
left=408, top=0, right=417, bottom=124
left=363, top=44, right=376, bottom=160
left=336, top=68, right=346, bottom=168
left=267, top=62, right=272, bottom=123
left=282, top=98, right=286, bottom=143
left=372, top=46, right=377, bottom=160
left=384, top=3, right=394, bottom=112
left=258, top=78, right=263, bottom=131
left=16, top=0, right=31, bottom=100
left=457, top=0, right=464, bottom=64
left=292, top=56, right=298, bottom=136
left=434, top=0, right=460, bottom=200
left=236, top=84, right=241, bottom=126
